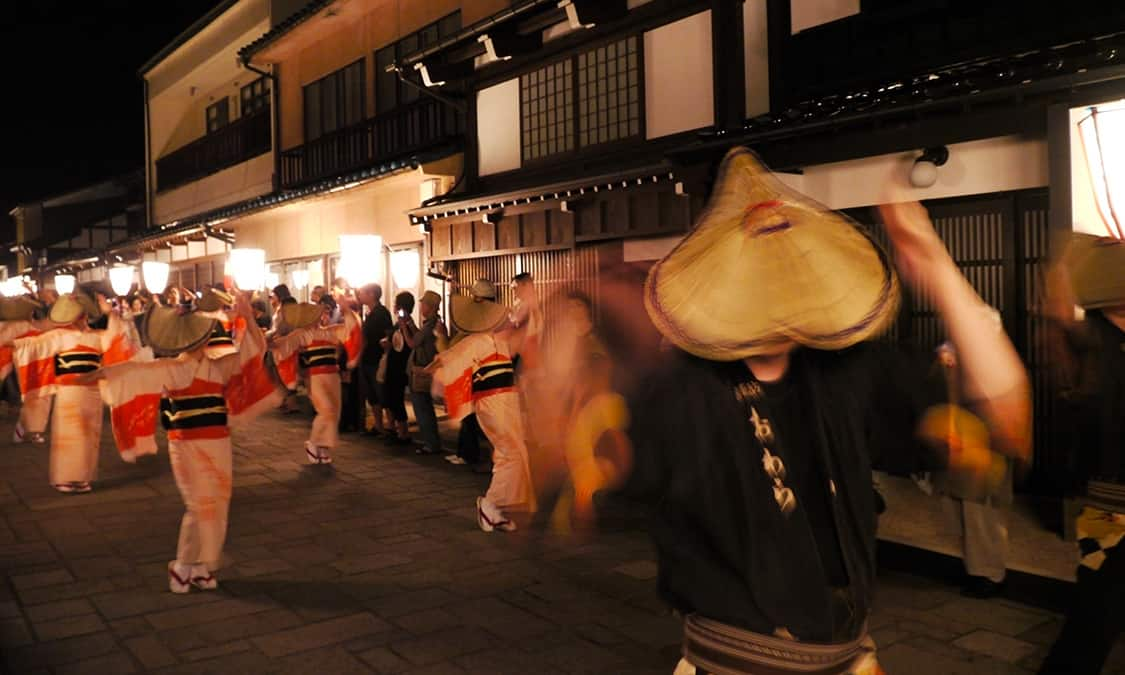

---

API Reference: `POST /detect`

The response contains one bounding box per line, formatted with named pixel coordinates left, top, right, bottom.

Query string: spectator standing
left=407, top=291, right=447, bottom=454
left=383, top=291, right=415, bottom=444
left=358, top=283, right=393, bottom=436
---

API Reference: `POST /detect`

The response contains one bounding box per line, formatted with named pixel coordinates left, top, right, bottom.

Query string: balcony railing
left=156, top=109, right=271, bottom=193
left=280, top=97, right=462, bottom=190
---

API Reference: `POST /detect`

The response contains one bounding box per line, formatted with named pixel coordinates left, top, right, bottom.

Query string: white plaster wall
left=153, top=153, right=274, bottom=225
left=477, top=79, right=522, bottom=176
left=776, top=135, right=1048, bottom=211
left=644, top=11, right=714, bottom=139
left=790, top=0, right=860, bottom=34
left=744, top=0, right=770, bottom=118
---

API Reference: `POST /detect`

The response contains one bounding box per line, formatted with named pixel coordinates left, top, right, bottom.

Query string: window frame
left=517, top=32, right=646, bottom=166
left=240, top=77, right=271, bottom=117
left=374, top=11, right=462, bottom=117
left=206, top=98, right=230, bottom=134
left=302, top=58, right=367, bottom=142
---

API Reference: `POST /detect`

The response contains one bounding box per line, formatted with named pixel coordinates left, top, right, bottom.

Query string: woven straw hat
left=197, top=288, right=234, bottom=313
left=0, top=297, right=39, bottom=321
left=420, top=290, right=442, bottom=308
left=281, top=302, right=324, bottom=331
left=645, top=147, right=899, bottom=360
left=1063, top=232, right=1125, bottom=309
left=48, top=292, right=102, bottom=326
left=142, top=305, right=218, bottom=357
left=451, top=295, right=508, bottom=334
left=470, top=279, right=497, bottom=300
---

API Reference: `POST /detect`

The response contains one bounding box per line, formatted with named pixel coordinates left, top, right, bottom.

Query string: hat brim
left=1065, top=233, right=1125, bottom=309
left=644, top=146, right=899, bottom=361
left=142, top=305, right=218, bottom=357
left=451, top=295, right=508, bottom=334
left=197, top=289, right=234, bottom=313
left=48, top=293, right=101, bottom=326
left=0, top=297, right=40, bottom=322
left=281, top=303, right=324, bottom=330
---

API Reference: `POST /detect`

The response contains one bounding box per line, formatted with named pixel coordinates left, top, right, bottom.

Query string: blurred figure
left=382, top=292, right=415, bottom=444
left=1039, top=233, right=1125, bottom=674
left=406, top=291, right=447, bottom=455
left=357, top=283, right=393, bottom=436
left=932, top=340, right=1012, bottom=599
left=251, top=299, right=271, bottom=331
left=310, top=285, right=326, bottom=303
left=622, top=149, right=1029, bottom=674
left=445, top=280, right=497, bottom=467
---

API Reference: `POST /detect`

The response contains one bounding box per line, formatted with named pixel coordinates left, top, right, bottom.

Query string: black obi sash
left=55, top=351, right=101, bottom=376
left=299, top=345, right=338, bottom=370
left=160, top=394, right=228, bottom=431
left=472, top=359, right=515, bottom=394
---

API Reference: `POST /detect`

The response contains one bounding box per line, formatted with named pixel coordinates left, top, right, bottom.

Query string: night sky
left=0, top=1, right=221, bottom=222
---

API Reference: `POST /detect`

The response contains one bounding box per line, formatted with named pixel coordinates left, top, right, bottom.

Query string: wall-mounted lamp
left=910, top=146, right=949, bottom=188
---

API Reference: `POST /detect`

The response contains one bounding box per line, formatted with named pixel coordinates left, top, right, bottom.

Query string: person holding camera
left=381, top=291, right=415, bottom=444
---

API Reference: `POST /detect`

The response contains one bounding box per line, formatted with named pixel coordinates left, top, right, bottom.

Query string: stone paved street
left=0, top=406, right=1120, bottom=674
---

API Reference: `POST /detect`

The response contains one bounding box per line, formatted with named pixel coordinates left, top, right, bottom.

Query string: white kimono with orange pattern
left=270, top=311, right=361, bottom=453
left=100, top=323, right=279, bottom=570
left=0, top=321, right=50, bottom=439
left=13, top=314, right=144, bottom=486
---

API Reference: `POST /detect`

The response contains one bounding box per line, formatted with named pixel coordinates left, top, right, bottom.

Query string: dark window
left=206, top=98, right=230, bottom=133
left=374, top=11, right=461, bottom=115
left=520, top=35, right=641, bottom=162
left=240, top=77, right=270, bottom=116
left=302, top=59, right=366, bottom=142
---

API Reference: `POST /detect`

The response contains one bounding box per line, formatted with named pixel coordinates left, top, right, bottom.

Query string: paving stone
left=91, top=587, right=218, bottom=619
left=360, top=645, right=412, bottom=673
left=333, top=553, right=413, bottom=575
left=251, top=612, right=392, bottom=657
left=31, top=613, right=106, bottom=641
left=124, top=634, right=178, bottom=669
left=953, top=629, right=1040, bottom=664
left=272, top=645, right=374, bottom=674
left=52, top=651, right=137, bottom=675
left=151, top=649, right=274, bottom=675
left=393, top=608, right=463, bottom=634
left=367, top=588, right=458, bottom=618
left=390, top=626, right=494, bottom=666
left=871, top=623, right=916, bottom=649
left=612, top=560, right=658, bottom=580
left=178, top=640, right=256, bottom=662
left=0, top=617, right=34, bottom=648
left=880, top=642, right=1026, bottom=675
left=934, top=597, right=1050, bottom=636
left=16, top=578, right=118, bottom=606
left=194, top=608, right=305, bottom=643
left=3, top=631, right=120, bottom=670
left=11, top=568, right=75, bottom=591
left=145, top=595, right=277, bottom=631
left=108, top=616, right=153, bottom=639
left=23, top=598, right=95, bottom=623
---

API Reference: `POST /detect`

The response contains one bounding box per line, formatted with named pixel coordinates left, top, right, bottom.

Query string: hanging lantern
left=228, top=248, right=266, bottom=290
left=1079, top=105, right=1125, bottom=239
left=108, top=266, right=135, bottom=297
left=390, top=249, right=420, bottom=290
left=54, top=274, right=76, bottom=295
left=338, top=235, right=383, bottom=288
left=291, top=269, right=310, bottom=290
left=142, top=261, right=170, bottom=294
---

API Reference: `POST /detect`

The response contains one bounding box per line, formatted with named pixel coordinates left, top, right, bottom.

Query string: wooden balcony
left=156, top=109, right=271, bottom=193
left=280, top=98, right=462, bottom=190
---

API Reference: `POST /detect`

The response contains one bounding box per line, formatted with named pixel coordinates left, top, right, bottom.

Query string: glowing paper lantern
left=142, top=261, right=170, bottom=294
left=228, top=249, right=266, bottom=290
left=54, top=274, right=76, bottom=295
left=338, top=234, right=382, bottom=287
left=291, top=269, right=310, bottom=290
left=109, top=266, right=135, bottom=297
left=390, top=249, right=420, bottom=290
left=1080, top=105, right=1125, bottom=239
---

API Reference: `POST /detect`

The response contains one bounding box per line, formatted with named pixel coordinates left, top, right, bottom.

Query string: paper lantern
left=338, top=235, right=382, bottom=287
left=54, top=274, right=76, bottom=295
left=142, top=261, right=170, bottom=294
left=229, top=249, right=266, bottom=290
left=109, top=266, right=135, bottom=297
left=1079, top=105, right=1125, bottom=239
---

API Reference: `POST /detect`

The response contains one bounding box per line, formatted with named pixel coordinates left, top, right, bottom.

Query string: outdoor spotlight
left=910, top=146, right=949, bottom=188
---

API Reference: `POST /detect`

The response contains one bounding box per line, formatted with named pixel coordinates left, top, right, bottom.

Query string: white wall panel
left=644, top=11, right=714, bottom=139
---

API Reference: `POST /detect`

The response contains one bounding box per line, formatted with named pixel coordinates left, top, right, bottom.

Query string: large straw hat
left=1063, top=232, right=1125, bottom=309
left=451, top=295, right=508, bottom=334
left=48, top=292, right=102, bottom=326
left=0, top=297, right=39, bottom=321
left=644, top=146, right=899, bottom=361
left=197, top=288, right=234, bottom=313
left=281, top=302, right=324, bottom=331
left=420, top=290, right=442, bottom=308
left=142, top=305, right=218, bottom=357
left=470, top=279, right=497, bottom=300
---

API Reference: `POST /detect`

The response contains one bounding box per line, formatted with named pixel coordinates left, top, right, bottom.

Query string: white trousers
left=477, top=391, right=536, bottom=513
left=307, top=372, right=341, bottom=450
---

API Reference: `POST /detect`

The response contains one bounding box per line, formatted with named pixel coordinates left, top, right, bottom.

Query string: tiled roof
left=238, top=0, right=334, bottom=63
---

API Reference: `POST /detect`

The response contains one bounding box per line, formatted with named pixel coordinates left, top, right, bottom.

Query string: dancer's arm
left=879, top=201, right=1031, bottom=462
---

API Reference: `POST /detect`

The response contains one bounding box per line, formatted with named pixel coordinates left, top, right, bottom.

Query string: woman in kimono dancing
left=82, top=292, right=280, bottom=593
left=13, top=292, right=144, bottom=493
left=269, top=297, right=361, bottom=465
left=0, top=296, right=51, bottom=444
